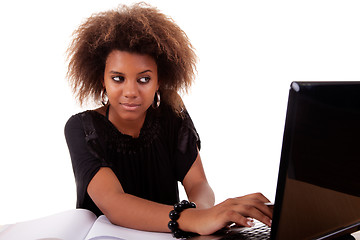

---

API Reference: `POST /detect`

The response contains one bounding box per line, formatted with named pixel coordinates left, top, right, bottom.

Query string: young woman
left=65, top=3, right=272, bottom=238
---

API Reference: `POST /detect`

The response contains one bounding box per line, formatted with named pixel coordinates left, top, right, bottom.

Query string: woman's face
left=103, top=50, right=159, bottom=123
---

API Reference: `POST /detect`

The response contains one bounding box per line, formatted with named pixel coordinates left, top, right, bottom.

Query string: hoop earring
left=152, top=91, right=160, bottom=109
left=101, top=89, right=109, bottom=106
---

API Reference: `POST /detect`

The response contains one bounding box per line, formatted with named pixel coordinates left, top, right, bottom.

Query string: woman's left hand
left=178, top=192, right=273, bottom=236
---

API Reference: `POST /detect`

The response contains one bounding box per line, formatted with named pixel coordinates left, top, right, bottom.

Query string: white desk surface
left=1, top=224, right=359, bottom=239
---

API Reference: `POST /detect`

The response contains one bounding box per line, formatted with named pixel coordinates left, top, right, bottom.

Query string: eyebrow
left=109, top=70, right=153, bottom=75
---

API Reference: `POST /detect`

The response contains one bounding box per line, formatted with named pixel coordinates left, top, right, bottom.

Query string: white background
left=1, top=0, right=359, bottom=224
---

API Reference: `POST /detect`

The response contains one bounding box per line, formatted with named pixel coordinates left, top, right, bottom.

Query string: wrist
left=168, top=200, right=198, bottom=238
left=177, top=208, right=198, bottom=233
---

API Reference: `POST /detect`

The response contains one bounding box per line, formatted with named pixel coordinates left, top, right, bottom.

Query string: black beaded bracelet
left=168, top=200, right=198, bottom=239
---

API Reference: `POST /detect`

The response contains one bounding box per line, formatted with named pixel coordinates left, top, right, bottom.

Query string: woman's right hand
left=178, top=193, right=273, bottom=236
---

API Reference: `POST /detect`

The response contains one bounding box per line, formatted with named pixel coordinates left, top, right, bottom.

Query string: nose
left=123, top=80, right=138, bottom=98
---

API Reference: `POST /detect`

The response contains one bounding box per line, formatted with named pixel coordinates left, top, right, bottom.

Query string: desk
left=1, top=224, right=360, bottom=239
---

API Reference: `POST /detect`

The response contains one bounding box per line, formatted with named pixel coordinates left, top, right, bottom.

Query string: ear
left=156, top=80, right=160, bottom=91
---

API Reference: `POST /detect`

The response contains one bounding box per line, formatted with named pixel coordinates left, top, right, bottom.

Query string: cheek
left=144, top=90, right=156, bottom=103
left=104, top=84, right=121, bottom=102
left=140, top=87, right=157, bottom=104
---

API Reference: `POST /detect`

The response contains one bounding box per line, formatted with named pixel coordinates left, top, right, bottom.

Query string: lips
left=120, top=102, right=141, bottom=111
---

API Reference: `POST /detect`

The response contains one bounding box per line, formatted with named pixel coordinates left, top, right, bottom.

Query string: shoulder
left=157, top=103, right=191, bottom=123
left=65, top=111, right=88, bottom=128
left=64, top=110, right=104, bottom=134
left=64, top=110, right=111, bottom=154
left=154, top=104, right=184, bottom=132
left=156, top=104, right=197, bottom=136
left=64, top=112, right=83, bottom=132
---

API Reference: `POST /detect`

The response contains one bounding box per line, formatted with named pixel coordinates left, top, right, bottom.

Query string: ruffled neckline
left=88, top=108, right=160, bottom=154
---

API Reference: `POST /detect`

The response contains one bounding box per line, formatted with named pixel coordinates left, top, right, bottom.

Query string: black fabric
left=64, top=105, right=200, bottom=216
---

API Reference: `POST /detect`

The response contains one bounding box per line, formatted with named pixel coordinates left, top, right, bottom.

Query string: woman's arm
left=87, top=167, right=173, bottom=232
left=182, top=152, right=215, bottom=209
left=88, top=163, right=272, bottom=235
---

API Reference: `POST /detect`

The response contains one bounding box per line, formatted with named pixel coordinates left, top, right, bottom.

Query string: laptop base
left=333, top=234, right=355, bottom=240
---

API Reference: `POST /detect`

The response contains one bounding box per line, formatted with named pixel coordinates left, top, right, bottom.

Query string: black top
left=64, top=104, right=200, bottom=216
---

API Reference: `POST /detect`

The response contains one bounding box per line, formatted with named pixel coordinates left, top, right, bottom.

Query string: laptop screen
left=272, top=82, right=360, bottom=240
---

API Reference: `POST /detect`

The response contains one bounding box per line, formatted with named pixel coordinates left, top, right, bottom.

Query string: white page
left=85, top=215, right=175, bottom=240
left=0, top=209, right=97, bottom=240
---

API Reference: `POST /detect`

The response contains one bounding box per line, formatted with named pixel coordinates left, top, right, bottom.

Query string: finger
left=253, top=201, right=273, bottom=219
left=231, top=198, right=273, bottom=219
left=231, top=219, right=254, bottom=228
left=223, top=210, right=256, bottom=228
left=220, top=197, right=273, bottom=226
left=235, top=204, right=272, bottom=227
left=265, top=202, right=274, bottom=213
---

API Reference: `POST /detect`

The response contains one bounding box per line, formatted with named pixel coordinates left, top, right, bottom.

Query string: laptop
left=192, top=82, right=360, bottom=240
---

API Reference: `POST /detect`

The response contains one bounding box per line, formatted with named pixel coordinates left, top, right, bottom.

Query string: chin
left=118, top=110, right=147, bottom=122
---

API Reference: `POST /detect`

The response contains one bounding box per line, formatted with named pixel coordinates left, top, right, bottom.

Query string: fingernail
left=247, top=220, right=255, bottom=227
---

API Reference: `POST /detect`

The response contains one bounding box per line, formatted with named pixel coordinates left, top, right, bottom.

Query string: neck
left=108, top=106, right=146, bottom=138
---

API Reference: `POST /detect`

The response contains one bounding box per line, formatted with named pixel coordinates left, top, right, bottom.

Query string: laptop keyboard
left=219, top=223, right=270, bottom=240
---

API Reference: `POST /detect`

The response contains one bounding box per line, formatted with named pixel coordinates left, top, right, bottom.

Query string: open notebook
left=0, top=209, right=174, bottom=240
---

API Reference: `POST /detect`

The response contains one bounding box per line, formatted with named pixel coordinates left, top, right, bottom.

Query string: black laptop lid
left=272, top=82, right=360, bottom=240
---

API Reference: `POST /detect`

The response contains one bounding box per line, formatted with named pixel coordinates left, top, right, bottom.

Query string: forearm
left=100, top=186, right=214, bottom=234
left=186, top=181, right=215, bottom=209
left=100, top=193, right=173, bottom=232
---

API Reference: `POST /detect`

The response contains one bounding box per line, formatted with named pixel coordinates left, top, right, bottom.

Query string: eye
left=138, top=76, right=150, bottom=84
left=112, top=76, right=125, bottom=82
